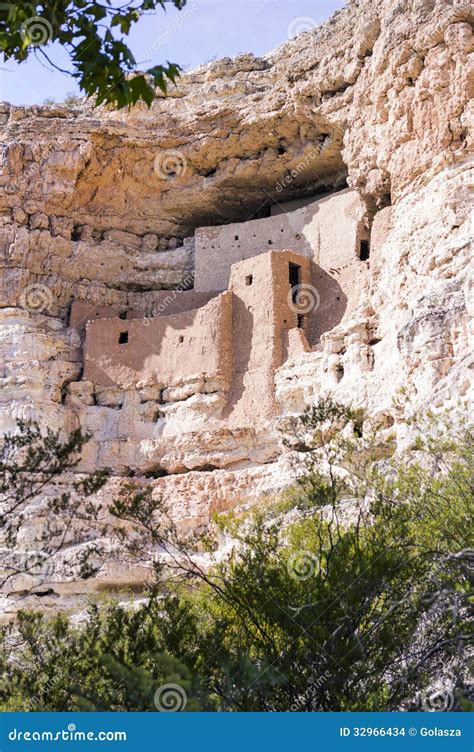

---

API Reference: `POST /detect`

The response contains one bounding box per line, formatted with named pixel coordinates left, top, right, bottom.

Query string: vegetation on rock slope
left=0, top=400, right=472, bottom=711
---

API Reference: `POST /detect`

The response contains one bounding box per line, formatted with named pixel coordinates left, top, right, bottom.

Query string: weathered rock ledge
left=0, top=0, right=472, bottom=615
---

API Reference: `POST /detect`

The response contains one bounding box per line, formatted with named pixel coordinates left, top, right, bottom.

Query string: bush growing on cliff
left=0, top=421, right=107, bottom=592
left=0, top=601, right=209, bottom=711
left=156, top=403, right=472, bottom=711
left=1, top=402, right=472, bottom=711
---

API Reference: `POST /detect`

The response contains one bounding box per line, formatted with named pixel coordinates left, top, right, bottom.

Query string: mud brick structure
left=75, top=187, right=372, bottom=428
left=82, top=249, right=313, bottom=426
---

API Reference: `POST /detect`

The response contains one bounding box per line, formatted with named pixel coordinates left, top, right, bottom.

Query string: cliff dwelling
left=0, top=0, right=471, bottom=621
left=71, top=188, right=373, bottom=434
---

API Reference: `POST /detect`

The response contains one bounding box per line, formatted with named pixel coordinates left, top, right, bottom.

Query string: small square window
left=178, top=335, right=184, bottom=343
left=245, top=275, right=253, bottom=286
left=118, top=331, right=128, bottom=344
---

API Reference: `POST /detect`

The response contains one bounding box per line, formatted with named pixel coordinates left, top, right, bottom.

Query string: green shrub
left=1, top=402, right=472, bottom=711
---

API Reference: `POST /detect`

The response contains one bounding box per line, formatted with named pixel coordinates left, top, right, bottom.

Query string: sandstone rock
left=0, top=0, right=472, bottom=614
left=66, top=380, right=95, bottom=406
left=95, top=386, right=125, bottom=408
left=141, top=233, right=158, bottom=251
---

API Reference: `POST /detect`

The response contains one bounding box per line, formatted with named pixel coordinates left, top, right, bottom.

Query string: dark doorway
left=118, top=331, right=129, bottom=344
left=359, top=240, right=370, bottom=261
left=289, top=262, right=301, bottom=304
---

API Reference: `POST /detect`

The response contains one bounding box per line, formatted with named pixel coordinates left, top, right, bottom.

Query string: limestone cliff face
left=0, top=0, right=472, bottom=614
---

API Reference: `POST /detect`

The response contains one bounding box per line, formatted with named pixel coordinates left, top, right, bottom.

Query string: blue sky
left=0, top=0, right=344, bottom=105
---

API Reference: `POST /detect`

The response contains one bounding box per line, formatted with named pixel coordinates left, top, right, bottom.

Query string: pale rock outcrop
left=0, top=0, right=472, bottom=614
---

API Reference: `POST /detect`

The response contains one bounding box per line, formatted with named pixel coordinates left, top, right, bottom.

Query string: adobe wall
left=80, top=250, right=314, bottom=427
left=226, top=250, right=312, bottom=427
left=194, top=188, right=369, bottom=297
left=126, top=290, right=217, bottom=319
left=70, top=301, right=127, bottom=339
left=72, top=189, right=369, bottom=352
left=70, top=291, right=218, bottom=339
left=270, top=193, right=331, bottom=214
left=83, top=292, right=233, bottom=391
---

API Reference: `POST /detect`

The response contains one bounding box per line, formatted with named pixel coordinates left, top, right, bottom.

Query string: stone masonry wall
left=226, top=250, right=312, bottom=428
left=194, top=189, right=368, bottom=290
left=83, top=292, right=233, bottom=392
